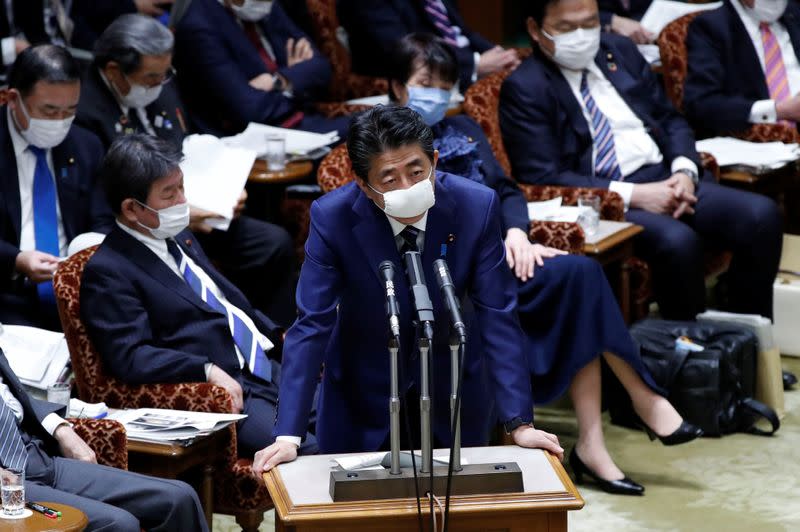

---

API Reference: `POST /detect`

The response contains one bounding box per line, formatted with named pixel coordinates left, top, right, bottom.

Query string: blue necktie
left=0, top=398, right=27, bottom=473
left=579, top=71, right=624, bottom=181
left=29, top=146, right=60, bottom=304
left=166, top=240, right=272, bottom=383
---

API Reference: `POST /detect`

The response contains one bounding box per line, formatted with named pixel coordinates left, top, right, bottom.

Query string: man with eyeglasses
left=0, top=44, right=113, bottom=330
left=499, top=0, right=782, bottom=324
left=76, top=14, right=301, bottom=327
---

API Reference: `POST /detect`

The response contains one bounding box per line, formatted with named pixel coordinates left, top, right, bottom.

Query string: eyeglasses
left=132, top=65, right=177, bottom=89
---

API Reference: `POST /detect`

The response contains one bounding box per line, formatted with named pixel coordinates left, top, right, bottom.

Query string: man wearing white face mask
left=500, top=0, right=782, bottom=325
left=685, top=0, right=800, bottom=137
left=0, top=44, right=113, bottom=330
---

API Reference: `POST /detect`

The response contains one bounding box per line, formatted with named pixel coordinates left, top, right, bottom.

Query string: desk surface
left=583, top=223, right=643, bottom=255
left=0, top=502, right=88, bottom=532
left=248, top=159, right=314, bottom=184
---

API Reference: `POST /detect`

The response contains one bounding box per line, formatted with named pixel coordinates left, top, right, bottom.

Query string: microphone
left=403, top=252, right=435, bottom=336
left=433, top=259, right=467, bottom=342
left=378, top=261, right=401, bottom=339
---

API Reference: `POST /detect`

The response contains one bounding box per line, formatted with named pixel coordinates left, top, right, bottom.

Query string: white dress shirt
left=0, top=374, right=69, bottom=436
left=731, top=0, right=800, bottom=123
left=560, top=63, right=698, bottom=208
left=7, top=109, right=68, bottom=257
left=115, top=221, right=274, bottom=379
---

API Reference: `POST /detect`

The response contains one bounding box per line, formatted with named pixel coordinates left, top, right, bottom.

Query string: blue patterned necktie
left=400, top=226, right=421, bottom=253
left=166, top=240, right=272, bottom=383
left=0, top=398, right=28, bottom=472
left=29, top=146, right=60, bottom=304
left=579, top=71, right=624, bottom=181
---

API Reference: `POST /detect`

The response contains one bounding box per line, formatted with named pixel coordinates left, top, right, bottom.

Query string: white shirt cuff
left=608, top=181, right=634, bottom=211
left=276, top=435, right=302, bottom=447
left=471, top=51, right=480, bottom=82
left=750, top=99, right=777, bottom=123
left=670, top=156, right=698, bottom=177
left=2, top=37, right=16, bottom=66
left=42, top=413, right=70, bottom=436
left=204, top=363, right=214, bottom=380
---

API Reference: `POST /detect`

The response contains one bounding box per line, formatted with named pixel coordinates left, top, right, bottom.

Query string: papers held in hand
left=109, top=408, right=247, bottom=444
left=0, top=325, right=70, bottom=391
left=640, top=0, right=722, bottom=36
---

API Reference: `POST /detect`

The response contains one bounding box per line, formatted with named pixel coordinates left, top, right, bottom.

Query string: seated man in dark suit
left=69, top=0, right=174, bottom=49
left=598, top=0, right=654, bottom=44
left=173, top=0, right=350, bottom=136
left=499, top=0, right=782, bottom=322
left=0, top=44, right=112, bottom=330
left=684, top=0, right=800, bottom=137
left=81, top=134, right=317, bottom=458
left=338, top=0, right=519, bottom=90
left=76, top=14, right=298, bottom=326
left=0, top=347, right=207, bottom=531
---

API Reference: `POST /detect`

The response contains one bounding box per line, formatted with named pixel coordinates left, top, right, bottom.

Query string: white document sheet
left=641, top=0, right=722, bottom=36
left=223, top=123, right=339, bottom=157
left=696, top=137, right=800, bottom=169
left=638, top=44, right=661, bottom=65
left=0, top=325, right=69, bottom=388
left=527, top=197, right=592, bottom=223
left=181, top=134, right=256, bottom=231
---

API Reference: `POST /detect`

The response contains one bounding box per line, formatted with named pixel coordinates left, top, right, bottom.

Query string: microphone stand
left=418, top=332, right=433, bottom=475
left=448, top=333, right=463, bottom=473
left=388, top=337, right=401, bottom=475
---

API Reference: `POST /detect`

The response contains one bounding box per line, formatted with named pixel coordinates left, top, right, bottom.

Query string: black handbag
left=610, top=319, right=780, bottom=437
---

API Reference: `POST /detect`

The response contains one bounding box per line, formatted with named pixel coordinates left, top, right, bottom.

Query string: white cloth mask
left=136, top=201, right=190, bottom=239
left=15, top=98, right=74, bottom=149
left=231, top=0, right=274, bottom=21
left=543, top=26, right=601, bottom=71
left=119, top=76, right=163, bottom=109
left=369, top=168, right=436, bottom=219
left=746, top=0, right=788, bottom=24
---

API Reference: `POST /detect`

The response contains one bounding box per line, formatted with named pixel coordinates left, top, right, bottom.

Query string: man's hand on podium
left=252, top=440, right=299, bottom=483
left=512, top=425, right=564, bottom=462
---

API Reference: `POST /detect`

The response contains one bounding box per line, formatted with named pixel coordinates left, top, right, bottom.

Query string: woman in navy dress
left=387, top=33, right=702, bottom=495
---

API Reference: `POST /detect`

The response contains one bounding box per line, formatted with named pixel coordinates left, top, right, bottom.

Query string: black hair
left=101, top=134, right=184, bottom=214
left=346, top=105, right=434, bottom=182
left=525, top=0, right=562, bottom=27
left=387, top=32, right=459, bottom=102
left=7, top=45, right=80, bottom=98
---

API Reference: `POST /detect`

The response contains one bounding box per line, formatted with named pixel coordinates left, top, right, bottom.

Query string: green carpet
left=214, top=357, right=800, bottom=531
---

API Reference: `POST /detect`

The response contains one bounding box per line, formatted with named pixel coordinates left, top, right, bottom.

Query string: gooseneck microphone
left=403, top=251, right=435, bottom=338
left=433, top=259, right=466, bottom=342
left=378, top=261, right=402, bottom=339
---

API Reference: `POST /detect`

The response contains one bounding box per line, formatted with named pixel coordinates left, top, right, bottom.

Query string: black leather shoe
left=783, top=370, right=797, bottom=391
left=642, top=420, right=704, bottom=446
left=569, top=448, right=644, bottom=496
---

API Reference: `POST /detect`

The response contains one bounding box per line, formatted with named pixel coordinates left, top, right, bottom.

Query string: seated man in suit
left=684, top=0, right=800, bottom=137
left=70, top=0, right=174, bottom=49
left=0, top=347, right=207, bottom=531
left=76, top=14, right=298, bottom=326
left=338, top=0, right=519, bottom=90
left=252, top=105, right=564, bottom=474
left=0, top=44, right=112, bottom=330
left=173, top=0, right=351, bottom=137
left=81, top=134, right=317, bottom=458
left=499, top=0, right=782, bottom=322
left=598, top=0, right=654, bottom=44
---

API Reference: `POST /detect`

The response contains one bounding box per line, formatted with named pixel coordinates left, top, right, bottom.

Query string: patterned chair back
left=317, top=143, right=354, bottom=193
left=462, top=71, right=516, bottom=177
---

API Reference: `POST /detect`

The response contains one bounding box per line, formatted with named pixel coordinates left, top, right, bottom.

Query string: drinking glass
left=265, top=134, right=286, bottom=171
left=47, top=382, right=71, bottom=407
left=1, top=468, right=24, bottom=516
left=578, top=194, right=601, bottom=236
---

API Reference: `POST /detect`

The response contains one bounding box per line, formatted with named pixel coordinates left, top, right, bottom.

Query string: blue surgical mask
left=406, top=86, right=450, bottom=126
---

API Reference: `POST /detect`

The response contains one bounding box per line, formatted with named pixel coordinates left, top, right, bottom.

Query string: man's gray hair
left=94, top=14, right=174, bottom=74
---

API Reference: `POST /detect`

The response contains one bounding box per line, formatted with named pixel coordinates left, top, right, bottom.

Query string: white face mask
left=543, top=26, right=601, bottom=71
left=231, top=0, right=274, bottom=21
left=14, top=98, right=74, bottom=149
left=369, top=168, right=436, bottom=219
left=136, top=200, right=190, bottom=239
left=746, top=0, right=788, bottom=24
left=119, top=76, right=163, bottom=109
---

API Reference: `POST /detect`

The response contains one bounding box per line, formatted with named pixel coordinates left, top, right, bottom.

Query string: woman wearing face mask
left=389, top=33, right=703, bottom=495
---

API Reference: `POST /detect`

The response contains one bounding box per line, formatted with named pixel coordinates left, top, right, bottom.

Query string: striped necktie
left=400, top=226, right=420, bottom=253
left=580, top=71, right=623, bottom=181
left=0, top=398, right=27, bottom=473
left=423, top=0, right=459, bottom=46
left=166, top=240, right=272, bottom=383
left=29, top=146, right=60, bottom=304
left=760, top=22, right=794, bottom=125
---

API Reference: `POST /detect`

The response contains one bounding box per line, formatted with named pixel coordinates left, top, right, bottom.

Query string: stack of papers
left=332, top=450, right=467, bottom=471
left=641, top=0, right=722, bottom=36
left=696, top=137, right=800, bottom=169
left=181, top=134, right=256, bottom=231
left=68, top=398, right=109, bottom=419
left=527, top=197, right=588, bottom=223
left=109, top=408, right=247, bottom=444
left=0, top=325, right=70, bottom=390
left=223, top=123, right=339, bottom=157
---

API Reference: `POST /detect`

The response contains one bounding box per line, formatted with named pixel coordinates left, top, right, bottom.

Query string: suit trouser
left=23, top=438, right=207, bottom=532
left=625, top=179, right=782, bottom=320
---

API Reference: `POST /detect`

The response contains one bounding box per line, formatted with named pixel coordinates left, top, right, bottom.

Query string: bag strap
left=741, top=398, right=780, bottom=436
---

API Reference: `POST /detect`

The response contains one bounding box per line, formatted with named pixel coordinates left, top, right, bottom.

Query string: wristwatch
left=677, top=167, right=699, bottom=186
left=503, top=417, right=533, bottom=434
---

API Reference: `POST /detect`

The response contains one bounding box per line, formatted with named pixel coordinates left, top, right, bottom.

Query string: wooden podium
left=263, top=446, right=584, bottom=532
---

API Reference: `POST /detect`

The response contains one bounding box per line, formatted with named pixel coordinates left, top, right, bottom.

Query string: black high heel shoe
left=641, top=420, right=704, bottom=446
left=569, top=448, right=644, bottom=496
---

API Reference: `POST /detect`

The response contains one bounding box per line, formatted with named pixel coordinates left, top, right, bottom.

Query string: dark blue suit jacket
left=338, top=0, right=494, bottom=89
left=274, top=173, right=533, bottom=453
left=0, top=109, right=112, bottom=290
left=173, top=0, right=332, bottom=135
left=81, top=227, right=282, bottom=385
left=598, top=0, right=652, bottom=27
left=499, top=35, right=699, bottom=189
left=684, top=0, right=800, bottom=136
